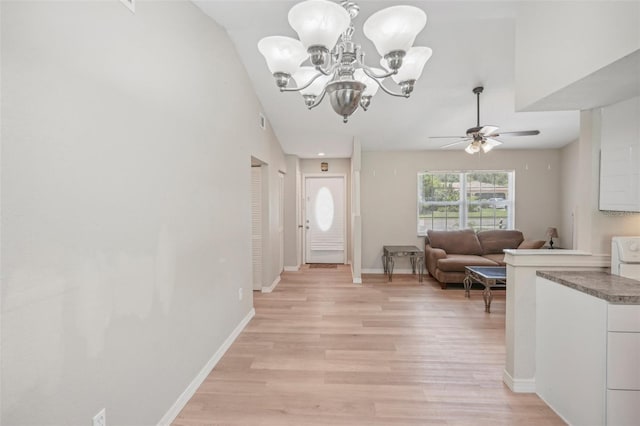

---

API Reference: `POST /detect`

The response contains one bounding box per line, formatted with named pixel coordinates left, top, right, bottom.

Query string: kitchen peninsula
left=535, top=270, right=640, bottom=425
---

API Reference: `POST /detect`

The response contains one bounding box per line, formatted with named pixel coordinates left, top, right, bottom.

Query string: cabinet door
left=599, top=96, right=640, bottom=212
left=608, top=332, right=640, bottom=390
left=607, top=390, right=640, bottom=426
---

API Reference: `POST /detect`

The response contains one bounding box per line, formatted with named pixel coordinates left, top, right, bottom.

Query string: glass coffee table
left=463, top=266, right=506, bottom=313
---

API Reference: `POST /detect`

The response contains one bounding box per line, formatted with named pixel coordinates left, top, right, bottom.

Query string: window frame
left=417, top=170, right=515, bottom=235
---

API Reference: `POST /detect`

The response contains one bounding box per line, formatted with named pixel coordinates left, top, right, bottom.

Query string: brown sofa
left=424, top=229, right=544, bottom=289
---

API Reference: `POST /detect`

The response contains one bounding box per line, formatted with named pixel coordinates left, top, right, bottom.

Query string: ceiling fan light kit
left=257, top=0, right=432, bottom=123
left=432, top=86, right=541, bottom=154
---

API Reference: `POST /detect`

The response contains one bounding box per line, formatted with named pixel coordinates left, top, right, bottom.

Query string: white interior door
left=305, top=176, right=345, bottom=264
left=278, top=171, right=284, bottom=273
left=251, top=166, right=262, bottom=290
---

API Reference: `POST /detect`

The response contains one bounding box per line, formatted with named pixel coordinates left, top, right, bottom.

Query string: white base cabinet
left=536, top=277, right=640, bottom=425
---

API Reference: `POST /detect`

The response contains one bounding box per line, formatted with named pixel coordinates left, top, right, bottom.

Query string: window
left=417, top=170, right=514, bottom=234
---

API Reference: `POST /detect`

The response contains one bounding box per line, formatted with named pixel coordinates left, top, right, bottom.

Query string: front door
left=305, top=176, right=345, bottom=264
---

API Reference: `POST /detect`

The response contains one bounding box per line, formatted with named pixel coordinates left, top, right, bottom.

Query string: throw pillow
left=518, top=240, right=546, bottom=249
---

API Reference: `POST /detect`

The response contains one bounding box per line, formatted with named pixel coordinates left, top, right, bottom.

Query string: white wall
left=361, top=150, right=562, bottom=271
left=515, top=1, right=640, bottom=111
left=560, top=140, right=580, bottom=248
left=283, top=155, right=300, bottom=269
left=1, top=1, right=285, bottom=424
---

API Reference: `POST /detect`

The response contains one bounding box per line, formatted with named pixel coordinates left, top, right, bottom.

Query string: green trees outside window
left=417, top=170, right=514, bottom=234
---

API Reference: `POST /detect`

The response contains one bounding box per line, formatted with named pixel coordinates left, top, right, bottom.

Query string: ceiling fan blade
left=479, top=125, right=499, bottom=136
left=440, top=138, right=471, bottom=149
left=429, top=135, right=467, bottom=139
left=491, top=130, right=540, bottom=137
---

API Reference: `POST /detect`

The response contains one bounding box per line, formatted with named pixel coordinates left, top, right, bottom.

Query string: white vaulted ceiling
left=194, top=1, right=580, bottom=158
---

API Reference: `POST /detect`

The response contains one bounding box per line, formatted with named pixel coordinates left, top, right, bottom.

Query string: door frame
left=302, top=173, right=347, bottom=265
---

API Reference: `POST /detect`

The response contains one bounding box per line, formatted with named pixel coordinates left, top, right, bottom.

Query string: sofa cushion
left=437, top=254, right=499, bottom=272
left=427, top=229, right=483, bottom=255
left=477, top=230, right=524, bottom=254
left=518, top=239, right=546, bottom=249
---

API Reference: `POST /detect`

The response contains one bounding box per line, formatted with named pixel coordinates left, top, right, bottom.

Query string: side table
left=382, top=245, right=424, bottom=282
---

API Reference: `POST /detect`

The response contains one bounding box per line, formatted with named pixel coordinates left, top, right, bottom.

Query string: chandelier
left=257, top=0, right=432, bottom=123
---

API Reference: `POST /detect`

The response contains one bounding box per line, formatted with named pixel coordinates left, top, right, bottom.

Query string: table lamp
left=546, top=227, right=559, bottom=249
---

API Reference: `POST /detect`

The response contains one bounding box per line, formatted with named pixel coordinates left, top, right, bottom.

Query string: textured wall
left=1, top=1, right=284, bottom=424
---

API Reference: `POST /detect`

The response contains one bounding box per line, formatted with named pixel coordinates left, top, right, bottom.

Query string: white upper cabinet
left=599, top=96, right=640, bottom=212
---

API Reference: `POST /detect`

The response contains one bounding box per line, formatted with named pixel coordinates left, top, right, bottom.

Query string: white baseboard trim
left=158, top=308, right=255, bottom=425
left=283, top=265, right=300, bottom=272
left=362, top=268, right=415, bottom=274
left=536, top=390, right=571, bottom=425
left=261, top=275, right=280, bottom=293
left=502, top=369, right=536, bottom=393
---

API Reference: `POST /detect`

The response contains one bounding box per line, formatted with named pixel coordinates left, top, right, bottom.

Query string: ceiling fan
left=430, top=86, right=540, bottom=154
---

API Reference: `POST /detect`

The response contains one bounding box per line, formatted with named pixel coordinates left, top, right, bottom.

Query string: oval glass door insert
left=315, top=187, right=334, bottom=232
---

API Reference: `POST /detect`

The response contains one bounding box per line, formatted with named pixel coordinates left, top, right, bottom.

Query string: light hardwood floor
left=174, top=265, right=564, bottom=425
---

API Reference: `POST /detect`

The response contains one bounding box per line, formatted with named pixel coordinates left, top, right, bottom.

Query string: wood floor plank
left=174, top=265, right=564, bottom=425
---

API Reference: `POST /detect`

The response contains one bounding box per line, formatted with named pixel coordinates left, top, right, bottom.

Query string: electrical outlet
left=92, top=408, right=106, bottom=426
left=238, top=288, right=243, bottom=301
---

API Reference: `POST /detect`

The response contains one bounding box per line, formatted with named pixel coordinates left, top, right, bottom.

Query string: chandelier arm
left=367, top=78, right=410, bottom=98
left=361, top=65, right=397, bottom=79
left=315, top=62, right=339, bottom=76
left=280, top=71, right=325, bottom=93
left=307, top=89, right=327, bottom=110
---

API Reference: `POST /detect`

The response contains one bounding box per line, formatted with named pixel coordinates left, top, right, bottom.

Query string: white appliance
left=611, top=236, right=640, bottom=280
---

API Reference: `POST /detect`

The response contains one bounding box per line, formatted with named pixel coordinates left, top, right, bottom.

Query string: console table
left=382, top=245, right=424, bottom=282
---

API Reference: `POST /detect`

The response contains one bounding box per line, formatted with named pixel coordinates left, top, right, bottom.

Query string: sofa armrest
left=424, top=244, right=447, bottom=276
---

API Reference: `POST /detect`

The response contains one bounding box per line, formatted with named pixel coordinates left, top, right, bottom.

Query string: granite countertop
left=537, top=271, right=640, bottom=304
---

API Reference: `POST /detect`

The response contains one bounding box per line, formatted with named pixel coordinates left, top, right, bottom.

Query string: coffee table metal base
left=463, top=266, right=506, bottom=313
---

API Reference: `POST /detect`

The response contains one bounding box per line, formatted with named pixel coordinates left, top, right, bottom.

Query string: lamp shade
left=292, top=67, right=332, bottom=96
left=465, top=142, right=481, bottom=154
left=546, top=227, right=559, bottom=238
left=384, top=46, right=432, bottom=84
left=288, top=0, right=351, bottom=50
left=481, top=138, right=502, bottom=153
left=363, top=5, right=427, bottom=57
left=353, top=68, right=384, bottom=97
left=257, top=36, right=307, bottom=75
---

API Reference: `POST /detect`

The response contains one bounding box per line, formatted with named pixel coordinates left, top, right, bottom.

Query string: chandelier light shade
left=363, top=6, right=427, bottom=57
left=288, top=0, right=351, bottom=50
left=354, top=68, right=383, bottom=97
left=257, top=36, right=308, bottom=75
left=387, top=47, right=433, bottom=85
left=258, top=0, right=432, bottom=122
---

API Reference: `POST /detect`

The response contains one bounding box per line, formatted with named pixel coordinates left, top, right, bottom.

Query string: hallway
left=174, top=266, right=563, bottom=425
